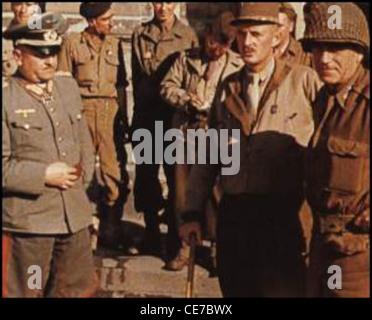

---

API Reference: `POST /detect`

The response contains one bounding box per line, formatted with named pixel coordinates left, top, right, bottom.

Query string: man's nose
left=319, top=50, right=333, bottom=64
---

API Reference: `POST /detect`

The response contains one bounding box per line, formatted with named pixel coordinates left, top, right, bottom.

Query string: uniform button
left=50, top=107, right=55, bottom=113
left=24, top=124, right=30, bottom=130
left=61, top=152, right=67, bottom=158
left=77, top=114, right=82, bottom=120
left=58, top=137, right=64, bottom=143
left=55, top=121, right=60, bottom=127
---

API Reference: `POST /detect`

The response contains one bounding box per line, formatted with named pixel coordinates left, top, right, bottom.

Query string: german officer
left=2, top=13, right=98, bottom=297
left=303, top=2, right=370, bottom=298
left=131, top=2, right=198, bottom=257
left=58, top=2, right=130, bottom=250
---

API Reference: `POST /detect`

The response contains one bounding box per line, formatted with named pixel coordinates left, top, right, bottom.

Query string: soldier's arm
left=2, top=95, right=48, bottom=196
left=160, top=52, right=191, bottom=110
left=57, top=37, right=74, bottom=73
left=117, top=39, right=129, bottom=136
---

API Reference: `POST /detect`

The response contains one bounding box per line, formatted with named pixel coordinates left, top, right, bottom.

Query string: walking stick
left=185, top=232, right=197, bottom=298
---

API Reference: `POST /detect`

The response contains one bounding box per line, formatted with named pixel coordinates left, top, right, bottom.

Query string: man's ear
left=87, top=17, right=96, bottom=29
left=272, top=26, right=280, bottom=48
left=13, top=48, right=23, bottom=67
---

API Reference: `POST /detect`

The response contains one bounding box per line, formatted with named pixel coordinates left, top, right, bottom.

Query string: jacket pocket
left=10, top=118, right=43, bottom=148
left=105, top=52, right=119, bottom=83
left=326, top=136, right=369, bottom=194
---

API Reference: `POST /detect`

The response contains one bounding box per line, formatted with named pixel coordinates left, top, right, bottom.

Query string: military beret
left=231, top=2, right=279, bottom=26
left=3, top=12, right=67, bottom=54
left=80, top=2, right=112, bottom=19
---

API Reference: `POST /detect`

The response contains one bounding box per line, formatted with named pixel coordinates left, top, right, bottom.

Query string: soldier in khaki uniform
left=58, top=3, right=130, bottom=249
left=274, top=2, right=312, bottom=67
left=2, top=13, right=98, bottom=297
left=303, top=2, right=370, bottom=298
left=3, top=2, right=46, bottom=77
left=180, top=3, right=322, bottom=297
left=131, top=2, right=198, bottom=257
left=160, top=11, right=243, bottom=271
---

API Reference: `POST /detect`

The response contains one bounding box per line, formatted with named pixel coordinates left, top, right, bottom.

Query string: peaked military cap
left=80, top=2, right=112, bottom=19
left=231, top=2, right=279, bottom=26
left=3, top=12, right=67, bottom=55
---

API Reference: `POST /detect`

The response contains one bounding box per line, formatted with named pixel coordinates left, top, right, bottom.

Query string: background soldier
left=303, top=2, right=370, bottom=298
left=160, top=11, right=243, bottom=271
left=274, top=2, right=312, bottom=67
left=180, top=2, right=322, bottom=297
left=2, top=2, right=46, bottom=77
left=58, top=2, right=130, bottom=250
left=131, top=2, right=198, bottom=257
left=2, top=13, right=98, bottom=297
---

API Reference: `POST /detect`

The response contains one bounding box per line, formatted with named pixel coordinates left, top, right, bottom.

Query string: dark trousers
left=217, top=193, right=306, bottom=297
left=2, top=228, right=98, bottom=298
left=132, top=126, right=179, bottom=258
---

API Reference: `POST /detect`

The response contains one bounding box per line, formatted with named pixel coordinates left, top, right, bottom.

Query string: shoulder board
left=55, top=71, right=72, bottom=78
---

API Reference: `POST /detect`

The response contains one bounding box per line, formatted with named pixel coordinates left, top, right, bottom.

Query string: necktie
left=246, top=73, right=260, bottom=118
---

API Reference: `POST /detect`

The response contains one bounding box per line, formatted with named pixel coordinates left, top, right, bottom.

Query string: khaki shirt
left=58, top=30, right=128, bottom=98
left=131, top=18, right=198, bottom=124
left=307, top=65, right=370, bottom=217
left=2, top=73, right=95, bottom=234
left=184, top=60, right=323, bottom=215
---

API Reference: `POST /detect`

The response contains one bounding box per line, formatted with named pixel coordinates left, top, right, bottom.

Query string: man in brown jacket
left=58, top=2, right=130, bottom=250
left=160, top=11, right=243, bottom=271
left=180, top=3, right=322, bottom=297
left=131, top=2, right=198, bottom=257
left=303, top=2, right=370, bottom=298
left=274, top=2, right=312, bottom=67
left=2, top=13, right=97, bottom=297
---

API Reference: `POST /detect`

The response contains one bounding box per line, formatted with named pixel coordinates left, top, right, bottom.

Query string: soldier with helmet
left=2, top=12, right=98, bottom=297
left=303, top=2, right=370, bottom=298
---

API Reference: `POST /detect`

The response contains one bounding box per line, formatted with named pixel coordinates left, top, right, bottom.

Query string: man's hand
left=188, top=93, right=204, bottom=109
left=179, top=222, right=202, bottom=245
left=45, top=162, right=79, bottom=190
left=354, top=208, right=370, bottom=232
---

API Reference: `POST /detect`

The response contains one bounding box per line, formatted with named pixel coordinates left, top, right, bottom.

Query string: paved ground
left=93, top=163, right=222, bottom=298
